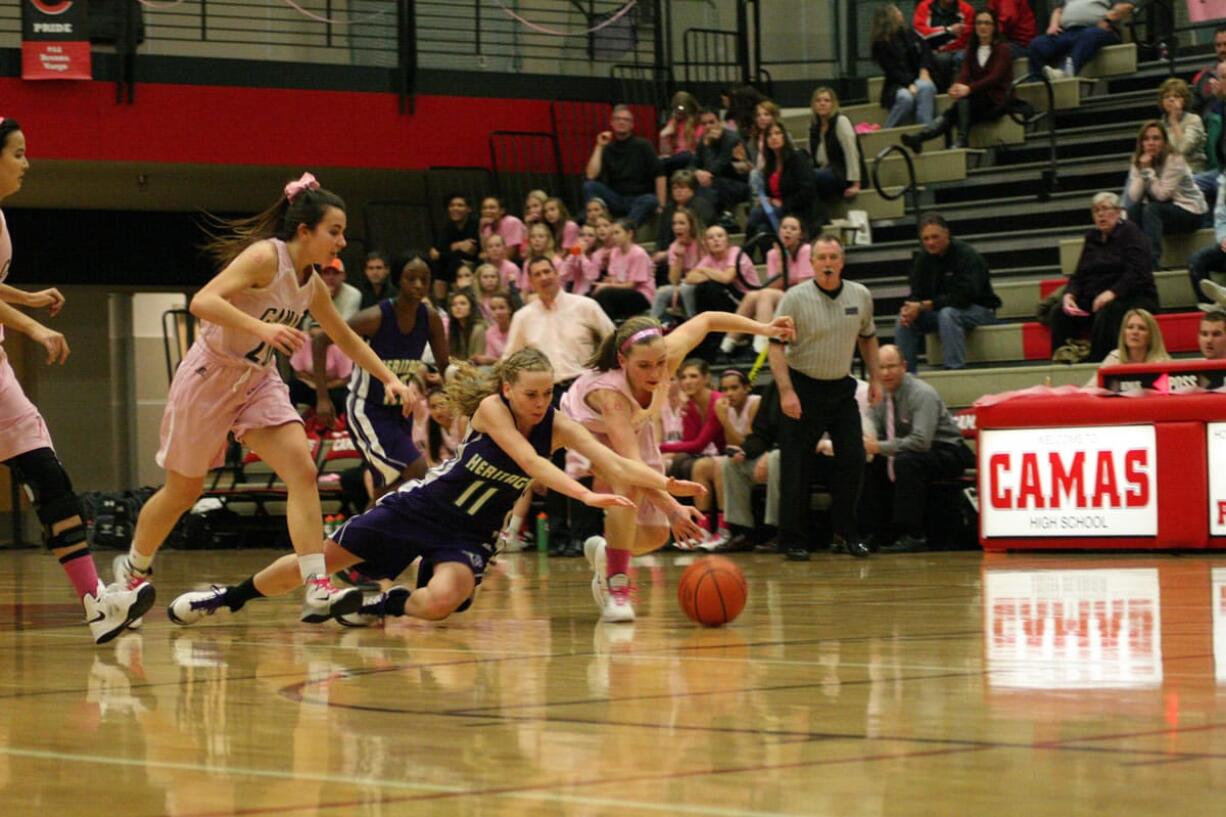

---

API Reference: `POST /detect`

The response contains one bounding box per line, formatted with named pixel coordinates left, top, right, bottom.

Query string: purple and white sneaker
left=167, top=585, right=230, bottom=626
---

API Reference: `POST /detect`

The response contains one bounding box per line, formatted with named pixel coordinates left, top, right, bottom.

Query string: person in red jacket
left=903, top=8, right=1014, bottom=152
left=913, top=0, right=974, bottom=88
left=988, top=0, right=1037, bottom=56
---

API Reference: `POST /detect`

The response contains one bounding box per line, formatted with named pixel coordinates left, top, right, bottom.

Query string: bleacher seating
left=750, top=40, right=1226, bottom=414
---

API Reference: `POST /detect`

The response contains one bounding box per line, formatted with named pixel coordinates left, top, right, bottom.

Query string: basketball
left=677, top=556, right=747, bottom=627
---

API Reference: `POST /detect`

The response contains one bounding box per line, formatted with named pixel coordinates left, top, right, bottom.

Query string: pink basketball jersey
left=197, top=239, right=315, bottom=366
left=0, top=209, right=11, bottom=344
left=562, top=367, right=663, bottom=473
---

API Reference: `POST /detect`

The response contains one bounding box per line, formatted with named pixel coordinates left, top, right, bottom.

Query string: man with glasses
left=583, top=105, right=665, bottom=229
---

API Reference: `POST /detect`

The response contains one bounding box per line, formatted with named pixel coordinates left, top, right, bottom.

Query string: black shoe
left=901, top=132, right=923, bottom=154
left=879, top=534, right=928, bottom=554
left=753, top=537, right=780, bottom=554
left=834, top=534, right=871, bottom=559
left=719, top=533, right=755, bottom=553
left=785, top=547, right=811, bottom=561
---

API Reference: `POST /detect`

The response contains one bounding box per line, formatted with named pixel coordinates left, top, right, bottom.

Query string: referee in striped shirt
left=768, top=233, right=882, bottom=560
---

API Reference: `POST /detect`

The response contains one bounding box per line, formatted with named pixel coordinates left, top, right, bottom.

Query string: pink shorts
left=0, top=350, right=54, bottom=462
left=157, top=342, right=302, bottom=478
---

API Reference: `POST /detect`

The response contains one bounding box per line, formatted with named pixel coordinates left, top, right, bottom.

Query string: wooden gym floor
left=0, top=548, right=1224, bottom=816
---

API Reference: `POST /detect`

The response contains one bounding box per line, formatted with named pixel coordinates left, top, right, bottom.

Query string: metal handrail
left=732, top=230, right=787, bottom=292
left=1007, top=72, right=1059, bottom=201
left=871, top=144, right=923, bottom=223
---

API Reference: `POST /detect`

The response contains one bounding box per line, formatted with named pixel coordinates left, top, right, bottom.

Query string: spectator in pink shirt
left=474, top=263, right=504, bottom=323
left=520, top=190, right=549, bottom=257
left=690, top=223, right=761, bottom=359
left=590, top=214, right=616, bottom=277
left=652, top=205, right=706, bottom=321
left=559, top=223, right=602, bottom=296
left=721, top=215, right=811, bottom=356
left=518, top=222, right=563, bottom=297
left=482, top=234, right=520, bottom=293
left=593, top=219, right=655, bottom=320
left=543, top=197, right=581, bottom=253
left=472, top=291, right=514, bottom=366
left=479, top=196, right=526, bottom=262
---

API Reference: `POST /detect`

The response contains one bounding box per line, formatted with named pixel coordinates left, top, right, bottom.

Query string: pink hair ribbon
left=284, top=172, right=319, bottom=202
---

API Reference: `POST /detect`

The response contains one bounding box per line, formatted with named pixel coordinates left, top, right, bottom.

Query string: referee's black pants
left=777, top=371, right=864, bottom=550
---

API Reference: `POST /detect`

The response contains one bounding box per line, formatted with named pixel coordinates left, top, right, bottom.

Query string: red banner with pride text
left=22, top=0, right=91, bottom=80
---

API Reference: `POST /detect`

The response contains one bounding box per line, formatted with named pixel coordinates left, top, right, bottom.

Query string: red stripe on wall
left=0, top=79, right=554, bottom=169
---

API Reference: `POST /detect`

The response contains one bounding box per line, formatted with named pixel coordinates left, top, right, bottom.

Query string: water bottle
left=536, top=511, right=549, bottom=553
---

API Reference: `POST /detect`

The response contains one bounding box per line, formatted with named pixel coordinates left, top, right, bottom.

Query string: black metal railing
left=733, top=231, right=787, bottom=291
left=679, top=28, right=746, bottom=92
left=871, top=144, right=923, bottom=224
left=363, top=199, right=435, bottom=262
left=1008, top=73, right=1060, bottom=201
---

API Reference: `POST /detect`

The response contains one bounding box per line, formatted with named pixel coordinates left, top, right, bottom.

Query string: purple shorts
left=333, top=484, right=492, bottom=585
left=346, top=399, right=420, bottom=488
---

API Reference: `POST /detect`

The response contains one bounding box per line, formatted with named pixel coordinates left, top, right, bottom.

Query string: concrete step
left=923, top=310, right=1206, bottom=366
left=874, top=147, right=969, bottom=187
left=1058, top=228, right=1215, bottom=274
left=828, top=186, right=908, bottom=220
left=993, top=268, right=1202, bottom=319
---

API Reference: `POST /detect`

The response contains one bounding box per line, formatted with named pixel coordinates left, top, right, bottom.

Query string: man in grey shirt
left=861, top=345, right=975, bottom=553
left=1026, top=0, right=1133, bottom=81
left=768, top=233, right=882, bottom=560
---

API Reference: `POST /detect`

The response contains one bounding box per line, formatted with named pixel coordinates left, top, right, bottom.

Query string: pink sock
left=59, top=551, right=100, bottom=600
left=606, top=547, right=631, bottom=579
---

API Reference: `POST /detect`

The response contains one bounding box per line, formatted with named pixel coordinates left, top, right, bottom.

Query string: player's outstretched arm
left=475, top=396, right=635, bottom=510
left=310, top=276, right=417, bottom=410
left=665, top=312, right=794, bottom=362
left=553, top=412, right=706, bottom=499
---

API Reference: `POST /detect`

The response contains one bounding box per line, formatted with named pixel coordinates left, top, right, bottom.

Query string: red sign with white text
left=21, top=0, right=91, bottom=80
left=979, top=425, right=1158, bottom=538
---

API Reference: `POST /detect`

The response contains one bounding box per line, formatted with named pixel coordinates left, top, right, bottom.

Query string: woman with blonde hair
left=1125, top=120, right=1207, bottom=267
left=1086, top=308, right=1170, bottom=386
left=809, top=86, right=862, bottom=214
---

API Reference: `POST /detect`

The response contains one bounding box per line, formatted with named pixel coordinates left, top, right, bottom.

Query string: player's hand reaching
left=581, top=491, right=636, bottom=510
left=667, top=504, right=706, bottom=547
left=26, top=288, right=65, bottom=317
left=257, top=322, right=307, bottom=356
left=385, top=379, right=420, bottom=418
left=765, top=315, right=795, bottom=343
left=315, top=396, right=337, bottom=429
left=665, top=476, right=707, bottom=499
left=29, top=324, right=69, bottom=365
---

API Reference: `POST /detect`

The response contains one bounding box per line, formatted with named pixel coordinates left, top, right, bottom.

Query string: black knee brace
left=6, top=447, right=85, bottom=546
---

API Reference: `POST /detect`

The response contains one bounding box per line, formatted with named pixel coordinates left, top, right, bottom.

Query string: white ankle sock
left=298, top=553, right=326, bottom=583
left=720, top=335, right=737, bottom=354
left=127, top=547, right=153, bottom=573
left=753, top=334, right=768, bottom=354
